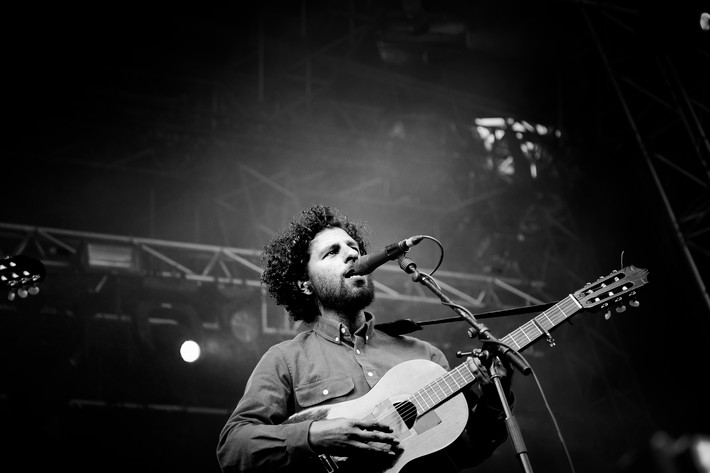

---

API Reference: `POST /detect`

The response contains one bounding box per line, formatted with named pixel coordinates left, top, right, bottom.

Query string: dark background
left=1, top=1, right=709, bottom=472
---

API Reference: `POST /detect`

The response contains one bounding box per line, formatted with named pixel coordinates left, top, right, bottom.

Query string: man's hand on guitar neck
left=465, top=355, right=492, bottom=385
left=308, top=418, right=401, bottom=457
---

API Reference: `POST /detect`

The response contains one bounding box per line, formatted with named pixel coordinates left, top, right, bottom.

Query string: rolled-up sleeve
left=216, top=347, right=317, bottom=473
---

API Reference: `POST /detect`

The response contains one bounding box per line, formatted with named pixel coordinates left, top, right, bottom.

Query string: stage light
left=138, top=302, right=205, bottom=364
left=150, top=318, right=204, bottom=364
left=82, top=242, right=140, bottom=273
left=179, top=339, right=201, bottom=363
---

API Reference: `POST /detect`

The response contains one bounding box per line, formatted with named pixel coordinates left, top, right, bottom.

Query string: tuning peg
left=8, top=290, right=16, bottom=301
left=629, top=300, right=639, bottom=308
left=17, top=288, right=28, bottom=298
left=604, top=310, right=612, bottom=320
left=615, top=305, right=627, bottom=313
left=28, top=286, right=40, bottom=296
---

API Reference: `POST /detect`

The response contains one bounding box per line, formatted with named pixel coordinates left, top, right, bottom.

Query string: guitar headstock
left=573, top=265, right=649, bottom=316
left=0, top=254, right=46, bottom=301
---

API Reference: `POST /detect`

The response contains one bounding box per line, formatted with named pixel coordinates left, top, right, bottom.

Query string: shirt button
left=323, top=389, right=329, bottom=395
left=340, top=327, right=346, bottom=334
left=366, top=336, right=369, bottom=340
left=367, top=372, right=373, bottom=377
left=356, top=349, right=361, bottom=355
left=335, top=337, right=339, bottom=342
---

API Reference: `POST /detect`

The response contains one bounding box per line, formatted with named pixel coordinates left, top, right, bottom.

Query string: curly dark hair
left=260, top=205, right=370, bottom=323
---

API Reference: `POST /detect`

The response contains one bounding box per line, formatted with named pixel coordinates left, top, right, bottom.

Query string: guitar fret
left=523, top=321, right=541, bottom=342
left=539, top=315, right=554, bottom=330
left=520, top=324, right=533, bottom=342
left=501, top=334, right=519, bottom=350
left=548, top=304, right=566, bottom=324
left=437, top=376, right=452, bottom=396
left=411, top=393, right=423, bottom=412
left=519, top=322, right=537, bottom=343
left=557, top=301, right=570, bottom=316
left=457, top=364, right=475, bottom=384
left=516, top=327, right=531, bottom=341
left=422, top=387, right=436, bottom=407
left=415, top=390, right=432, bottom=412
left=542, top=311, right=555, bottom=328
left=441, top=373, right=455, bottom=392
left=529, top=322, right=544, bottom=339
left=450, top=367, right=469, bottom=388
left=429, top=383, right=443, bottom=403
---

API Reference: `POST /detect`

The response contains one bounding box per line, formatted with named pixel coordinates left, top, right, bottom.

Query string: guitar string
left=365, top=365, right=476, bottom=427
left=365, top=380, right=461, bottom=426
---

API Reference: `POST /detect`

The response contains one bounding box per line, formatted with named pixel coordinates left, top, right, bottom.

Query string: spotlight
left=139, top=302, right=204, bottom=363
left=179, top=339, right=201, bottom=363
left=82, top=242, right=140, bottom=273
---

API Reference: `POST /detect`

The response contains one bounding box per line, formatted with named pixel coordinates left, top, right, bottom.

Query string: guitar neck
left=410, top=294, right=582, bottom=417
left=410, top=363, right=476, bottom=415
left=499, top=294, right=582, bottom=352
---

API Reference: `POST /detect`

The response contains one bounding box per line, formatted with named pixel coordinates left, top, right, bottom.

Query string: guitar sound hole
left=393, top=400, right=417, bottom=429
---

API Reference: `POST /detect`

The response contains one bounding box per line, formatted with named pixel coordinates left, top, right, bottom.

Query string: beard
left=311, top=273, right=375, bottom=315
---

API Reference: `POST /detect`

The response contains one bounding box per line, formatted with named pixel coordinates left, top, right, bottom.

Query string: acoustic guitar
left=287, top=265, right=649, bottom=473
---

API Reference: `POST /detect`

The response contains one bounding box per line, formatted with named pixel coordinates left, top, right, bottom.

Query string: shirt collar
left=314, top=312, right=376, bottom=344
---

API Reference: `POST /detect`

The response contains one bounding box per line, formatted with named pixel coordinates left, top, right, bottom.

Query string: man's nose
left=344, top=246, right=359, bottom=262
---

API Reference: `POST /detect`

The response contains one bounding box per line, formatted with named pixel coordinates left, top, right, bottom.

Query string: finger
left=467, top=356, right=486, bottom=376
left=351, top=424, right=400, bottom=445
left=351, top=440, right=399, bottom=455
left=351, top=426, right=399, bottom=443
left=466, top=356, right=478, bottom=373
left=355, top=419, right=394, bottom=433
left=364, top=431, right=400, bottom=446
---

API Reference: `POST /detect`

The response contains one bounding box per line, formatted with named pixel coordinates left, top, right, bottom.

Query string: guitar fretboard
left=500, top=295, right=581, bottom=351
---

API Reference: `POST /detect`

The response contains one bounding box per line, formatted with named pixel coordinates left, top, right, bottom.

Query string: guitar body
left=294, top=359, right=469, bottom=473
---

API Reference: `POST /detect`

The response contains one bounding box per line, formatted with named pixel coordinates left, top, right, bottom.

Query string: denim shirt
left=216, top=312, right=509, bottom=473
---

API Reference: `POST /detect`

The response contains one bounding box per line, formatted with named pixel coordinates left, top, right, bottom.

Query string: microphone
left=346, top=235, right=424, bottom=276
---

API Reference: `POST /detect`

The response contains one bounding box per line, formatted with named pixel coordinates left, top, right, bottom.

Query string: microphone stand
left=397, top=255, right=534, bottom=473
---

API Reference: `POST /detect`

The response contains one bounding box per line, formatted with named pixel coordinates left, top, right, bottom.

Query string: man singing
left=216, top=204, right=514, bottom=473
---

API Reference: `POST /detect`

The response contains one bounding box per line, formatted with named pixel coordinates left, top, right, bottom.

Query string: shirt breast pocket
left=294, top=375, right=355, bottom=410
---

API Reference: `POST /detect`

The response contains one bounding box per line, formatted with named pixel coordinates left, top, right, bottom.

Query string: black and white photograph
left=2, top=2, right=709, bottom=472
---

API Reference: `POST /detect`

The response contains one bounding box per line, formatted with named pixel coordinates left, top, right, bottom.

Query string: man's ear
left=298, top=280, right=312, bottom=295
